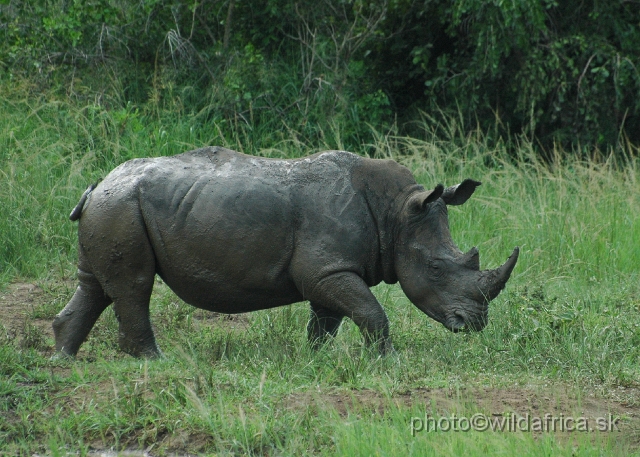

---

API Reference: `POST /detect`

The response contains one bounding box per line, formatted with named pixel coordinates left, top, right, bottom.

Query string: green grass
left=1, top=79, right=639, bottom=455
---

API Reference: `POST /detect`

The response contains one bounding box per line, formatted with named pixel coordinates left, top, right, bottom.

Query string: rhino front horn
left=479, top=247, right=519, bottom=301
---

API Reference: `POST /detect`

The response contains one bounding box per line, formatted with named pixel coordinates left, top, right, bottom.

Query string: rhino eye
left=429, top=259, right=445, bottom=277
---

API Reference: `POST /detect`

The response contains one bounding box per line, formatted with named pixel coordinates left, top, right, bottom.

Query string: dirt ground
left=0, top=282, right=57, bottom=353
left=2, top=282, right=639, bottom=454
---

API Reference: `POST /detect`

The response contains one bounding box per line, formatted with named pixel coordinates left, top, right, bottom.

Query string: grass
left=1, top=78, right=640, bottom=455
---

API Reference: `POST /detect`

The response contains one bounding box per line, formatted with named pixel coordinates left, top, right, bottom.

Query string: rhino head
left=395, top=179, right=519, bottom=332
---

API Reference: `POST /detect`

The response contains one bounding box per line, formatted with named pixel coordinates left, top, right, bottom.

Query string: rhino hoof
left=50, top=351, right=75, bottom=362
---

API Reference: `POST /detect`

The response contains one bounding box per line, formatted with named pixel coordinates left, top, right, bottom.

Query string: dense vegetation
left=2, top=0, right=640, bottom=151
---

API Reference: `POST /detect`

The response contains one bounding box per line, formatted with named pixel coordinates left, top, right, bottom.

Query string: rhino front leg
left=306, top=272, right=393, bottom=354
left=307, top=302, right=343, bottom=349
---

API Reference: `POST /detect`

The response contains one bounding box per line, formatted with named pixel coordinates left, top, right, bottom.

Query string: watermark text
left=410, top=413, right=620, bottom=436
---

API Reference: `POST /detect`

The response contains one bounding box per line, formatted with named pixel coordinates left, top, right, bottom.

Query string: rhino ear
left=441, top=179, right=481, bottom=206
left=408, top=184, right=444, bottom=213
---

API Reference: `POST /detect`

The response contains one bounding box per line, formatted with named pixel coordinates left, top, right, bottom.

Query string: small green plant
left=19, top=321, right=47, bottom=352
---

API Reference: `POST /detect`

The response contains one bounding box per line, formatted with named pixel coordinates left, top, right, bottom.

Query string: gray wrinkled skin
left=53, top=147, right=519, bottom=358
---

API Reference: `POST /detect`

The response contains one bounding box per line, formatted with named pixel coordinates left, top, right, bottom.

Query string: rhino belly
left=149, top=227, right=304, bottom=312
left=140, top=175, right=303, bottom=313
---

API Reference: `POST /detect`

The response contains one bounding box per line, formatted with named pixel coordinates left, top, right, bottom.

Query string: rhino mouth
left=445, top=310, right=487, bottom=333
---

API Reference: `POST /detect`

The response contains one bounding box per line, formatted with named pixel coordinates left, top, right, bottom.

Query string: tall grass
left=2, top=86, right=639, bottom=284
left=1, top=79, right=639, bottom=455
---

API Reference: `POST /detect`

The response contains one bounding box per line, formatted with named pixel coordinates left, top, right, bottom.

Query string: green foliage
left=5, top=0, right=639, bottom=153
left=372, top=0, right=640, bottom=149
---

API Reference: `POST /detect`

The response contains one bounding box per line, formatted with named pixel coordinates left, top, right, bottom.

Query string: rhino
left=53, top=147, right=518, bottom=358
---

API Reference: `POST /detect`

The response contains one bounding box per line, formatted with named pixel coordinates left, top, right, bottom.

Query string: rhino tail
left=69, top=183, right=97, bottom=221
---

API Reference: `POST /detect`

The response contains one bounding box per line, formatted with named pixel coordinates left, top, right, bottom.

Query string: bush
left=2, top=0, right=639, bottom=152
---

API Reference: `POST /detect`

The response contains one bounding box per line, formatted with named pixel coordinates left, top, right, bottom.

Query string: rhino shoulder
left=177, top=146, right=239, bottom=160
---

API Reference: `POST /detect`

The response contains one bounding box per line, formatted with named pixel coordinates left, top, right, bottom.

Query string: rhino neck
left=351, top=158, right=421, bottom=285
left=370, top=183, right=425, bottom=285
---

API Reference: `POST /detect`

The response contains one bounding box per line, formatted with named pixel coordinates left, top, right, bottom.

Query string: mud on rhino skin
left=53, top=146, right=519, bottom=358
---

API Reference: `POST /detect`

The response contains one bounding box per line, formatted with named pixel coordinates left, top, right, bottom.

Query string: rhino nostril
left=449, top=312, right=468, bottom=332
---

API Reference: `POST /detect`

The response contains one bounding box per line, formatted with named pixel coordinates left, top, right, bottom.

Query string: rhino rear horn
left=461, top=246, right=480, bottom=270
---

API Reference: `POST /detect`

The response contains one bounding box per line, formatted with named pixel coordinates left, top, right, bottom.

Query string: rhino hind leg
left=53, top=268, right=112, bottom=357
left=307, top=302, right=344, bottom=349
left=93, top=237, right=160, bottom=358
left=110, top=280, right=159, bottom=358
left=68, top=199, right=161, bottom=358
left=306, top=272, right=393, bottom=354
